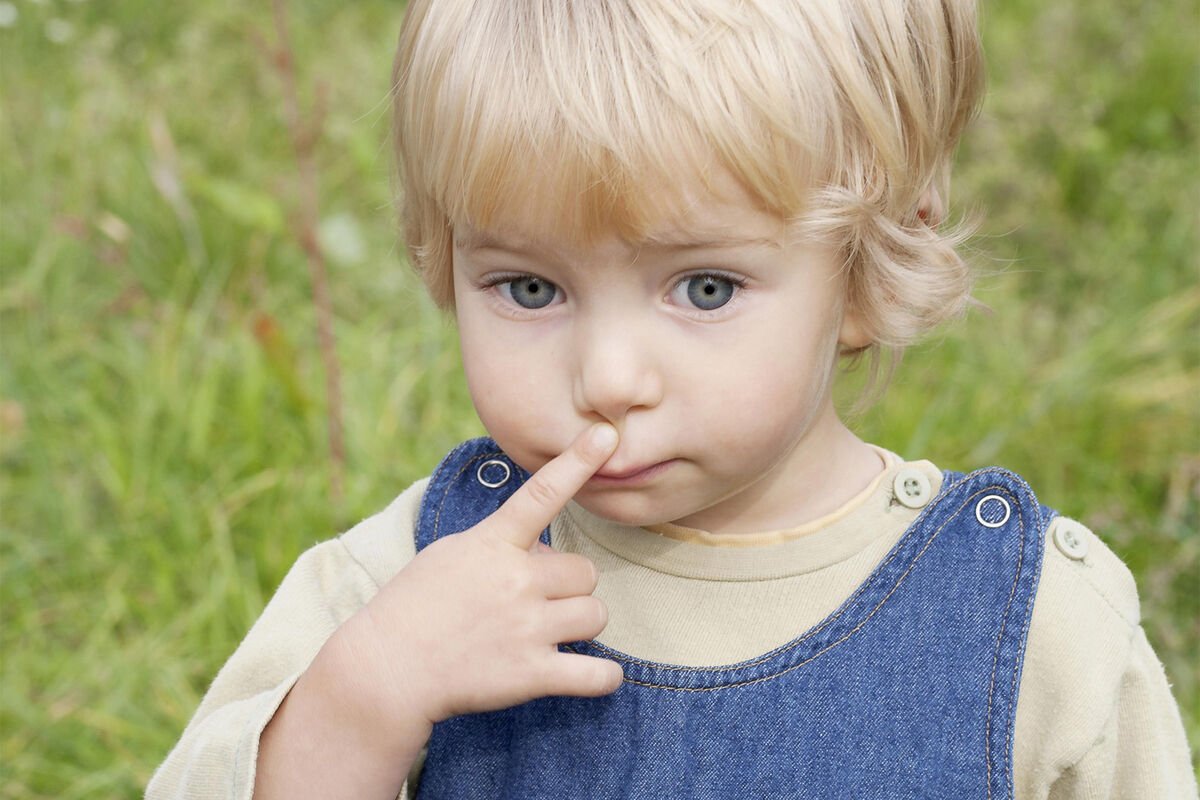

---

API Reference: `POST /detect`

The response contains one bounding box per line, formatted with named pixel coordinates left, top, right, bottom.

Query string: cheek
left=707, top=326, right=831, bottom=397
left=686, top=327, right=836, bottom=447
left=457, top=321, right=565, bottom=466
left=461, top=340, right=529, bottom=420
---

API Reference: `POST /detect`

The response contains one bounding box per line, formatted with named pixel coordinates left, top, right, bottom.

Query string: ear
left=838, top=306, right=873, bottom=351
left=916, top=186, right=945, bottom=228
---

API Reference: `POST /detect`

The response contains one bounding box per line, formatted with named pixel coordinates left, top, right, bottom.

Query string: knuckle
left=499, top=566, right=536, bottom=599
left=535, top=657, right=566, bottom=698
left=522, top=474, right=559, bottom=513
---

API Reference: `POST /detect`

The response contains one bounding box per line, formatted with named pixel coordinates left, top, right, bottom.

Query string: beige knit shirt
left=147, top=453, right=1197, bottom=799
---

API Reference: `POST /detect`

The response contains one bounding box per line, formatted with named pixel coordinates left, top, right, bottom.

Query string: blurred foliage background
left=1, top=0, right=1196, bottom=795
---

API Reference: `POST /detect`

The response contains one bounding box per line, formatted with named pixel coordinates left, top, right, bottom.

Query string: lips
left=590, top=459, right=677, bottom=485
left=595, top=463, right=659, bottom=480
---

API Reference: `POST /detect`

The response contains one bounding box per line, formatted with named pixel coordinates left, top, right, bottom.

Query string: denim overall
left=412, top=438, right=1050, bottom=800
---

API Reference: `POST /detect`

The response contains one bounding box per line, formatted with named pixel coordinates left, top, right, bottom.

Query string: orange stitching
left=430, top=450, right=501, bottom=541
left=428, top=457, right=1040, bottom=795
left=574, top=478, right=1024, bottom=696
left=573, top=471, right=965, bottom=675
left=1004, top=518, right=1044, bottom=797
left=983, top=490, right=1024, bottom=800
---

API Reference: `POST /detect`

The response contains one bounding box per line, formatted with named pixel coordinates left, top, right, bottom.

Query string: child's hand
left=341, top=423, right=624, bottom=728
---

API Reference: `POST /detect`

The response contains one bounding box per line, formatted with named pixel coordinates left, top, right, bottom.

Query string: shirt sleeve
left=1046, top=626, right=1197, bottom=800
left=1014, top=517, right=1197, bottom=799
left=146, top=481, right=426, bottom=799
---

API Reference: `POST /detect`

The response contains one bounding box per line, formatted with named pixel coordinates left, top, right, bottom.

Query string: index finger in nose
left=492, top=424, right=618, bottom=548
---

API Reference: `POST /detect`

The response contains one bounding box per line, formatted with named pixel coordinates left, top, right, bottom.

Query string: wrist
left=255, top=629, right=432, bottom=799
left=321, top=611, right=440, bottom=739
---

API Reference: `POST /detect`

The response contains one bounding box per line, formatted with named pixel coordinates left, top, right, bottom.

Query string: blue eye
left=682, top=274, right=737, bottom=310
left=502, top=276, right=559, bottom=309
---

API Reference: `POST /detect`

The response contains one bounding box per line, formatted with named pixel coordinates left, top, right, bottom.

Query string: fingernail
left=591, top=424, right=618, bottom=454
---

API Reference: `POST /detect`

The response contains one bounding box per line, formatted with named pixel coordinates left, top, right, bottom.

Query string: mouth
left=589, top=459, right=678, bottom=487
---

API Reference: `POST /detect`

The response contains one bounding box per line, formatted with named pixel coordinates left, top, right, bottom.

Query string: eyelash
left=479, top=272, right=548, bottom=292
left=478, top=270, right=749, bottom=314
left=479, top=272, right=561, bottom=316
left=668, top=271, right=748, bottom=314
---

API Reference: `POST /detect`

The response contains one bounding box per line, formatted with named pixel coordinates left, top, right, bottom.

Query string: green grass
left=2, top=0, right=1196, bottom=795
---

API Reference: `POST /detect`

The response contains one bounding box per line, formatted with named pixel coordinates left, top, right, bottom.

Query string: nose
left=572, top=318, right=663, bottom=424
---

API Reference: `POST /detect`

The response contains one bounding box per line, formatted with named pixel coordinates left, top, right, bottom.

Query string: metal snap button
left=975, top=494, right=1011, bottom=528
left=892, top=468, right=932, bottom=509
left=1052, top=519, right=1090, bottom=561
left=476, top=459, right=512, bottom=488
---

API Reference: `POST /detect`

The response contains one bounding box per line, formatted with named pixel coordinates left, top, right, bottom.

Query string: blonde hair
left=392, top=0, right=984, bottom=372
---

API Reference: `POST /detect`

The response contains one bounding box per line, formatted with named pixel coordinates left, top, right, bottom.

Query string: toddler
left=149, top=1, right=1195, bottom=798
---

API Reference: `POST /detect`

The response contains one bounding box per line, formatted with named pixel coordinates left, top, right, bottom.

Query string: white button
left=975, top=495, right=1012, bottom=528
left=1052, top=519, right=1090, bottom=561
left=476, top=459, right=512, bottom=488
left=893, top=468, right=932, bottom=509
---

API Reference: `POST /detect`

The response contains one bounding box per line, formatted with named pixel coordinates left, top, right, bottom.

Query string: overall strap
left=414, top=437, right=551, bottom=551
left=414, top=460, right=1053, bottom=800
left=938, top=468, right=1054, bottom=798
left=943, top=470, right=1058, bottom=526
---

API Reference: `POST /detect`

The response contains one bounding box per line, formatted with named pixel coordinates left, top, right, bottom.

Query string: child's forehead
left=453, top=223, right=784, bottom=263
left=453, top=166, right=790, bottom=257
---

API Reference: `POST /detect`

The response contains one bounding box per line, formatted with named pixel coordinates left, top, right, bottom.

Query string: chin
left=573, top=494, right=676, bottom=528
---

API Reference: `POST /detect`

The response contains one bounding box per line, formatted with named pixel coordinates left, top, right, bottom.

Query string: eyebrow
left=455, top=231, right=782, bottom=254
left=640, top=233, right=783, bottom=251
left=455, top=232, right=540, bottom=254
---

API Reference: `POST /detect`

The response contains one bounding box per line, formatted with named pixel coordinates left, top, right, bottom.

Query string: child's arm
left=145, top=527, right=406, bottom=799
left=1051, top=626, right=1197, bottom=797
left=253, top=424, right=623, bottom=799
left=1014, top=518, right=1197, bottom=798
